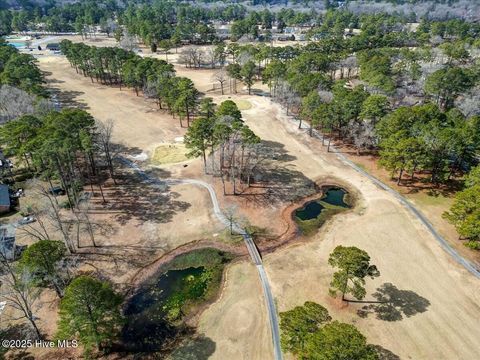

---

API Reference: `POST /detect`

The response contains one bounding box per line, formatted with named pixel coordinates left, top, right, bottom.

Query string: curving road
left=118, top=157, right=283, bottom=360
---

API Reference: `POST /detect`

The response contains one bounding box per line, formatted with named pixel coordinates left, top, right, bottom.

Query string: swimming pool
left=7, top=42, right=25, bottom=48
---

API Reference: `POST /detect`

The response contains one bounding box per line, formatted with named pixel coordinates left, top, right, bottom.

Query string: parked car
left=19, top=216, right=35, bottom=225
left=49, top=186, right=66, bottom=196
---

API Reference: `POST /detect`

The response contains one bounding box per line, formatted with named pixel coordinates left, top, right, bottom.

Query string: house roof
left=0, top=184, right=10, bottom=207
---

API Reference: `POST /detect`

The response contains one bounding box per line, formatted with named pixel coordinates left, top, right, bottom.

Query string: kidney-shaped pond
left=294, top=187, right=351, bottom=234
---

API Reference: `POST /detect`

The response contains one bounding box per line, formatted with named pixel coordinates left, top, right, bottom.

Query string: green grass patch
left=151, top=144, right=188, bottom=165
left=160, top=248, right=234, bottom=321
left=407, top=191, right=454, bottom=208
left=295, top=201, right=348, bottom=236
left=234, top=99, right=252, bottom=110
left=166, top=248, right=234, bottom=271
left=465, top=240, right=480, bottom=250
left=122, top=248, right=235, bottom=352
left=352, top=161, right=368, bottom=172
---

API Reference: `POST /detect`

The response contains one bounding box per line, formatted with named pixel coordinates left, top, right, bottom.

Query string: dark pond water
left=122, top=267, right=206, bottom=352
left=322, top=187, right=349, bottom=208
left=295, top=187, right=349, bottom=221
left=296, top=201, right=325, bottom=221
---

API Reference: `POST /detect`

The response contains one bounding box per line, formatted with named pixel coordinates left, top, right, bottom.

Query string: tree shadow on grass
left=260, top=140, right=297, bottom=163
left=46, top=80, right=90, bottom=110
left=372, top=345, right=401, bottom=360
left=168, top=334, right=216, bottom=360
left=0, top=324, right=36, bottom=360
left=357, top=283, right=430, bottom=321
left=86, top=161, right=190, bottom=226
left=100, top=178, right=190, bottom=226
left=235, top=140, right=317, bottom=205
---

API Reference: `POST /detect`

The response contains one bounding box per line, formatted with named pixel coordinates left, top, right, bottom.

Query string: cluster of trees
left=185, top=99, right=262, bottom=195
left=0, top=108, right=116, bottom=252
left=444, top=166, right=480, bottom=249
left=121, top=2, right=217, bottom=48
left=60, top=40, right=200, bottom=127
left=377, top=105, right=480, bottom=185
left=0, top=84, right=53, bottom=123
left=0, top=241, right=124, bottom=357
left=4, top=0, right=479, bottom=46
left=0, top=39, right=48, bottom=124
left=279, top=245, right=380, bottom=358
left=167, top=14, right=479, bottom=190
left=1, top=0, right=119, bottom=34
left=60, top=40, right=135, bottom=88
left=214, top=30, right=479, bottom=188
left=0, top=43, right=44, bottom=96
left=280, top=301, right=379, bottom=359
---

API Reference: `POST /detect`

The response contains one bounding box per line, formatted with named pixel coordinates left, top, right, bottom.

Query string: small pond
left=295, top=187, right=349, bottom=220
left=122, top=267, right=207, bottom=352
left=294, top=187, right=350, bottom=234
left=121, top=248, right=233, bottom=353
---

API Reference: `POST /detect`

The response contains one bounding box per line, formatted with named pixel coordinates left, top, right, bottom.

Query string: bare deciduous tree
left=212, top=69, right=228, bottom=95
left=205, top=47, right=218, bottom=69
left=31, top=181, right=75, bottom=254
left=95, top=119, right=116, bottom=184
left=178, top=47, right=205, bottom=69
left=349, top=120, right=376, bottom=155
left=0, top=253, right=42, bottom=339
left=224, top=205, right=239, bottom=235
left=17, top=203, right=51, bottom=242
left=0, top=85, right=36, bottom=123
left=119, top=32, right=138, bottom=52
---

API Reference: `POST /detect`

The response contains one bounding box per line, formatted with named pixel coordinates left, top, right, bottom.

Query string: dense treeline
left=0, top=41, right=44, bottom=95
left=0, top=107, right=116, bottom=253
left=377, top=106, right=480, bottom=184
left=60, top=39, right=200, bottom=127
left=2, top=0, right=479, bottom=45
left=444, top=166, right=480, bottom=248
left=213, top=38, right=480, bottom=187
